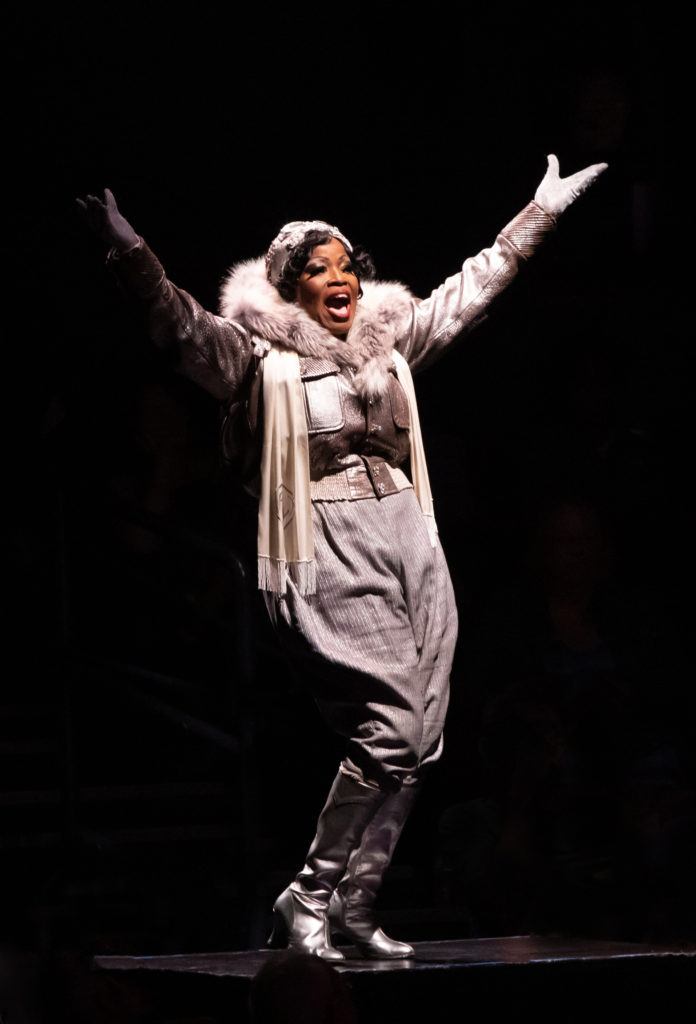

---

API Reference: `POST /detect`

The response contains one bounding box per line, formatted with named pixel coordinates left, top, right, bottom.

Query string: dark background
left=2, top=3, right=692, bottom=1014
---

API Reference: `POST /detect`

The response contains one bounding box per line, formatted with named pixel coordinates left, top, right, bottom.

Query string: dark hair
left=275, top=228, right=376, bottom=303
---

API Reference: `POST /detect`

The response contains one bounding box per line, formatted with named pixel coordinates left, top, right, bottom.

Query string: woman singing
left=78, top=153, right=606, bottom=959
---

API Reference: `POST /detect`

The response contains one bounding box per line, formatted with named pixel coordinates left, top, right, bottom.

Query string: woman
left=78, top=154, right=606, bottom=960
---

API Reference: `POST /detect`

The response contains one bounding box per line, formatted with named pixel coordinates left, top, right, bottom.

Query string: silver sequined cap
left=265, top=220, right=353, bottom=287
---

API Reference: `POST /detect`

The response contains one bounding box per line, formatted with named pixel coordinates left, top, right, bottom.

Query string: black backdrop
left=4, top=2, right=692, bottom=969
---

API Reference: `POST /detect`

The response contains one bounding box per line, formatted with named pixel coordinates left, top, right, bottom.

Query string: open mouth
left=324, top=293, right=352, bottom=321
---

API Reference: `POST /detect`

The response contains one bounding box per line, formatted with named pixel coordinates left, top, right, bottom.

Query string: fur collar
left=218, top=257, right=414, bottom=398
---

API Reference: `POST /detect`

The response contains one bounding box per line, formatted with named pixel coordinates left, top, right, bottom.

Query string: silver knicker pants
left=264, top=488, right=458, bottom=787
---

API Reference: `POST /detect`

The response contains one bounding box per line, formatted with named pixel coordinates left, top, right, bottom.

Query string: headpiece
left=265, top=220, right=353, bottom=288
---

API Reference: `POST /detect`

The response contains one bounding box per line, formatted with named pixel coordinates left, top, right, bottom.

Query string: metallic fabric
left=330, top=781, right=420, bottom=958
left=110, top=240, right=256, bottom=403
left=502, top=201, right=556, bottom=259
left=265, top=488, right=458, bottom=786
left=112, top=201, right=554, bottom=486
left=265, top=220, right=353, bottom=287
left=309, top=461, right=411, bottom=501
left=301, top=362, right=412, bottom=481
left=398, top=202, right=556, bottom=373
left=270, top=769, right=387, bottom=961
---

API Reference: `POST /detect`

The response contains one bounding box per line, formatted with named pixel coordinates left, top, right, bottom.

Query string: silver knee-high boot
left=268, top=766, right=389, bottom=961
left=329, top=780, right=420, bottom=959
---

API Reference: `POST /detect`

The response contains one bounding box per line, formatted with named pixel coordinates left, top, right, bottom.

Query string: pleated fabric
left=265, top=488, right=458, bottom=786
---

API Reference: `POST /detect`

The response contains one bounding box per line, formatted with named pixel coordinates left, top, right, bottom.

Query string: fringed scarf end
left=258, top=556, right=316, bottom=596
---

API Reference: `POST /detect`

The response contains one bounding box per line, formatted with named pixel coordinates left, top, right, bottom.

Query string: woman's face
left=295, top=237, right=359, bottom=336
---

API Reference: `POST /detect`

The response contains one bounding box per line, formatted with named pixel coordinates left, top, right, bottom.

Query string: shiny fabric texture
left=109, top=200, right=555, bottom=956
left=270, top=769, right=388, bottom=961
left=503, top=200, right=557, bottom=258
left=111, top=201, right=554, bottom=486
left=265, top=220, right=353, bottom=287
left=300, top=361, right=412, bottom=479
left=110, top=209, right=551, bottom=776
left=309, top=461, right=411, bottom=501
left=330, top=781, right=420, bottom=958
left=256, top=348, right=434, bottom=597
left=265, top=488, right=458, bottom=786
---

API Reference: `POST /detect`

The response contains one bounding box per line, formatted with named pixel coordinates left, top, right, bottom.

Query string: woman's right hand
left=76, top=188, right=140, bottom=252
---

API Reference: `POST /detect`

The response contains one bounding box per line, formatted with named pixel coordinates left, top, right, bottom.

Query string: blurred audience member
left=249, top=950, right=357, bottom=1024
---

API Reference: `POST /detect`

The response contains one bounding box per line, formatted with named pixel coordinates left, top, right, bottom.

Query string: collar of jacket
left=218, top=257, right=415, bottom=399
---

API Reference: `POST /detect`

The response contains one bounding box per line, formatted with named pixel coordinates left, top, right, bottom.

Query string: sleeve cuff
left=500, top=201, right=556, bottom=260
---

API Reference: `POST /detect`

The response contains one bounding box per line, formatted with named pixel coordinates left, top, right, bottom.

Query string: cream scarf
left=257, top=348, right=436, bottom=596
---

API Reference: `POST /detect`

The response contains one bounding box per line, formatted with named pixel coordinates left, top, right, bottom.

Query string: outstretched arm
left=397, top=155, right=608, bottom=371
left=77, top=189, right=258, bottom=401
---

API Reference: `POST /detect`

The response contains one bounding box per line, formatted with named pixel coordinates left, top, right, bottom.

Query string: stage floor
left=93, top=935, right=696, bottom=1022
left=93, top=933, right=696, bottom=978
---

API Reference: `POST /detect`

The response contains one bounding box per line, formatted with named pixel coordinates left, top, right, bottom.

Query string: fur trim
left=218, top=258, right=414, bottom=398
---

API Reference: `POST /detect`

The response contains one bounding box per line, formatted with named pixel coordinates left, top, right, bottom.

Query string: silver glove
left=534, top=154, right=608, bottom=218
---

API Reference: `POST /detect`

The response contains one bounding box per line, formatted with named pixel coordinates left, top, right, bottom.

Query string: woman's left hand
left=534, top=154, right=608, bottom=218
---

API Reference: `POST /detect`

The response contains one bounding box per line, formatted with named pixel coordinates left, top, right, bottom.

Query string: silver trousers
left=265, top=488, right=458, bottom=787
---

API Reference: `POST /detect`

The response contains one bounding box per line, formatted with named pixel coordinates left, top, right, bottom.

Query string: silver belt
left=310, top=460, right=412, bottom=501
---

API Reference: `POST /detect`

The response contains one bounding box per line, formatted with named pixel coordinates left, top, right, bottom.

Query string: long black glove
left=76, top=188, right=140, bottom=252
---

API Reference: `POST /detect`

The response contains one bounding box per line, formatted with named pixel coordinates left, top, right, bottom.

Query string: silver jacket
left=110, top=201, right=555, bottom=491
